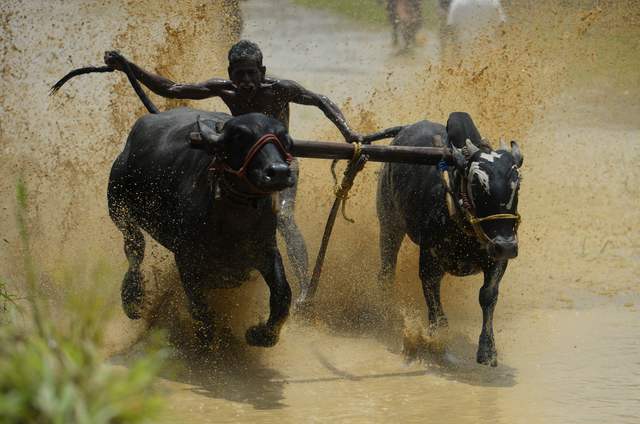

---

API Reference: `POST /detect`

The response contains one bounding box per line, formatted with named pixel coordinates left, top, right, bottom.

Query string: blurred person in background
left=385, top=0, right=424, bottom=51
left=439, top=0, right=506, bottom=64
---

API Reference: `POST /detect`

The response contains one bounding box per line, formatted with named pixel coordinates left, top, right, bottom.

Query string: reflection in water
left=403, top=331, right=517, bottom=388
left=163, top=351, right=287, bottom=411
left=155, top=307, right=639, bottom=424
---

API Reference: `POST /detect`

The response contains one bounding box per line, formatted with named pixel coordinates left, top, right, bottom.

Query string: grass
left=0, top=179, right=167, bottom=424
left=0, top=278, right=18, bottom=317
left=291, top=0, right=390, bottom=26
left=288, top=0, right=451, bottom=35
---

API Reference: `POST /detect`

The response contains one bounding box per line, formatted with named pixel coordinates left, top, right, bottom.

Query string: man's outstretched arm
left=104, top=51, right=232, bottom=100
left=280, top=80, right=363, bottom=143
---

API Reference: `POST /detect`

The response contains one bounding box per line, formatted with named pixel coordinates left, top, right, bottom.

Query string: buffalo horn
left=511, top=141, right=523, bottom=167
left=464, top=138, right=479, bottom=157
left=196, top=117, right=222, bottom=145
left=499, top=137, right=508, bottom=151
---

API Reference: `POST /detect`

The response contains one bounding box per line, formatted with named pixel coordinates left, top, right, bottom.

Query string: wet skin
left=111, top=110, right=295, bottom=348
left=103, top=51, right=361, bottom=143
left=377, top=113, right=522, bottom=367
left=104, top=50, right=361, bottom=300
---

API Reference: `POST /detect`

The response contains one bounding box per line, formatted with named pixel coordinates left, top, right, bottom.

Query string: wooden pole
left=292, top=138, right=456, bottom=309
left=300, top=154, right=369, bottom=305
left=291, top=140, right=454, bottom=165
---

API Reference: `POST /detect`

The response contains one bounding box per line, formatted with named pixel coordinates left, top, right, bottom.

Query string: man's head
left=228, top=40, right=266, bottom=95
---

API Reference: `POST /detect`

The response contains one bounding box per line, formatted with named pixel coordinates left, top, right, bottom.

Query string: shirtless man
left=104, top=40, right=363, bottom=297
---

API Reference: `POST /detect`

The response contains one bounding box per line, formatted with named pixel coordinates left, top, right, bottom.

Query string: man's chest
left=223, top=93, right=288, bottom=118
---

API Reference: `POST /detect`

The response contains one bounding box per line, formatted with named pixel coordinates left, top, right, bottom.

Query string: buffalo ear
left=197, top=118, right=222, bottom=144
left=189, top=119, right=223, bottom=152
left=189, top=116, right=224, bottom=152
left=511, top=141, right=523, bottom=167
left=452, top=146, right=467, bottom=170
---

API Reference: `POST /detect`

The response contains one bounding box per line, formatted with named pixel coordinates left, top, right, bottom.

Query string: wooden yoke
left=290, top=140, right=455, bottom=165
left=296, top=137, right=455, bottom=309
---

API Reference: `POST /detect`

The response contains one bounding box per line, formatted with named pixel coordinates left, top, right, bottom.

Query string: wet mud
left=1, top=0, right=639, bottom=423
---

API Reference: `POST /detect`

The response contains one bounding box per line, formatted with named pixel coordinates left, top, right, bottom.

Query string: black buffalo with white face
left=108, top=108, right=295, bottom=348
left=377, top=112, right=522, bottom=366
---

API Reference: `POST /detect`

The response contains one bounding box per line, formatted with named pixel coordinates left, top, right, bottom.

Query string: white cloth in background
left=446, top=0, right=506, bottom=46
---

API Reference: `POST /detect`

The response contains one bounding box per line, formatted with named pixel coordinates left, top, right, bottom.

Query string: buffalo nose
left=264, top=163, right=292, bottom=185
left=490, top=237, right=518, bottom=260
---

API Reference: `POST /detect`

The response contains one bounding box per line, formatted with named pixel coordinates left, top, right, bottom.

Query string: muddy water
left=157, top=306, right=640, bottom=423
left=153, top=1, right=640, bottom=423
left=1, top=0, right=639, bottom=423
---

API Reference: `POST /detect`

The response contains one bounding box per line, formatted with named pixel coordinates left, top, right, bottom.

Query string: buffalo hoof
left=245, top=323, right=279, bottom=347
left=427, top=316, right=449, bottom=335
left=476, top=340, right=498, bottom=367
left=293, top=294, right=313, bottom=316
left=376, top=271, right=395, bottom=290
left=194, top=324, right=215, bottom=351
left=216, top=326, right=235, bottom=350
left=121, top=269, right=144, bottom=320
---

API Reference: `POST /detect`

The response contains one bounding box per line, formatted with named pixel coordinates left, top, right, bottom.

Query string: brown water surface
left=153, top=2, right=640, bottom=423
left=157, top=306, right=639, bottom=424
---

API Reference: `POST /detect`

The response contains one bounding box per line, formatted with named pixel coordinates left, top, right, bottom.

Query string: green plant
left=0, top=179, right=166, bottom=424
left=0, top=278, right=18, bottom=316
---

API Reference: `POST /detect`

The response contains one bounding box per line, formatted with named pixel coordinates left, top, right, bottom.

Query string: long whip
left=50, top=61, right=159, bottom=114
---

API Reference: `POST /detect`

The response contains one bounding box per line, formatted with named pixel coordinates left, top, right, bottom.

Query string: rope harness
left=331, top=142, right=364, bottom=223
left=305, top=143, right=368, bottom=300
left=439, top=155, right=521, bottom=245
left=208, top=133, right=293, bottom=198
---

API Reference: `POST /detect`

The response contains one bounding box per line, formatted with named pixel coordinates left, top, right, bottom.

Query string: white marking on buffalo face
left=469, top=162, right=491, bottom=194
left=479, top=151, right=502, bottom=162
left=505, top=180, right=517, bottom=209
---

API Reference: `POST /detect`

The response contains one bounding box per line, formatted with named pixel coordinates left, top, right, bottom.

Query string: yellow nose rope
left=438, top=158, right=522, bottom=243
left=333, top=142, right=363, bottom=223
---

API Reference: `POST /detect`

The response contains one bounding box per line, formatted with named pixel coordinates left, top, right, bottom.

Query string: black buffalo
left=108, top=108, right=295, bottom=347
left=377, top=112, right=523, bottom=366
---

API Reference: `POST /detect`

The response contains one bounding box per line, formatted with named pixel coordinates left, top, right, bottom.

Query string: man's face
left=228, top=60, right=264, bottom=95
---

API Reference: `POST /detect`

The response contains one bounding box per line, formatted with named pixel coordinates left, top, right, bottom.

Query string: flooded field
left=1, top=0, right=638, bottom=423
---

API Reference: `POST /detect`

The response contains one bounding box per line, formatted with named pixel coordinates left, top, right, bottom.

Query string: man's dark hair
left=228, top=40, right=263, bottom=66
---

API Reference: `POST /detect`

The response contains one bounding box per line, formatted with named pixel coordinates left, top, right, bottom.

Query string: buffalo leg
left=418, top=247, right=447, bottom=331
left=377, top=219, right=405, bottom=287
left=477, top=260, right=508, bottom=367
left=175, top=256, right=216, bottom=348
left=276, top=162, right=310, bottom=298
left=399, top=0, right=420, bottom=50
left=110, top=205, right=145, bottom=320
left=246, top=249, right=291, bottom=347
left=387, top=0, right=399, bottom=47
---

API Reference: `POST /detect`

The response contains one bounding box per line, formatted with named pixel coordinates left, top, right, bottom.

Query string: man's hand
left=104, top=50, right=126, bottom=71
left=345, top=131, right=364, bottom=144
